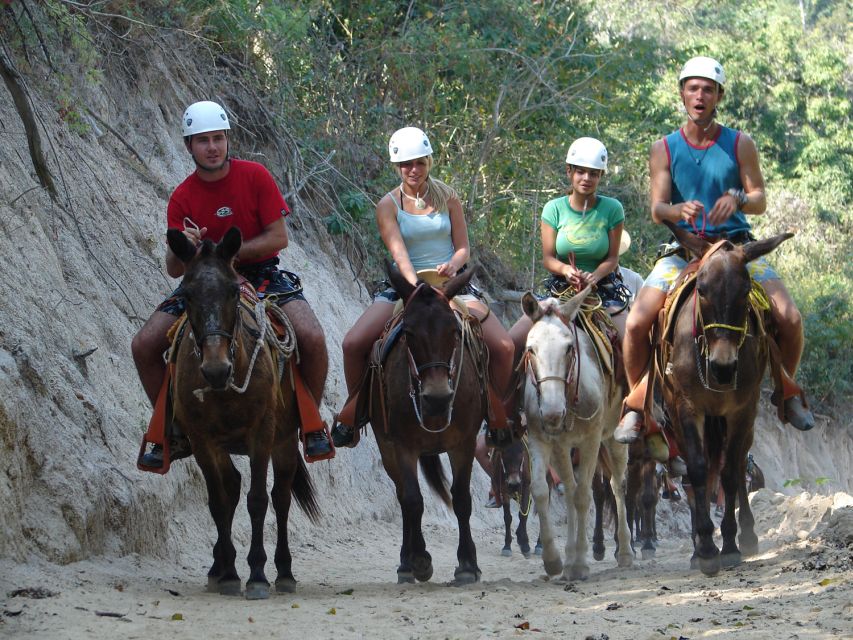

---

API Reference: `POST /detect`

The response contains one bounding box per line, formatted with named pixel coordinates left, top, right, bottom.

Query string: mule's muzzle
left=420, top=384, right=454, bottom=417
left=708, top=360, right=736, bottom=386
left=201, top=360, right=233, bottom=390
left=507, top=474, right=522, bottom=494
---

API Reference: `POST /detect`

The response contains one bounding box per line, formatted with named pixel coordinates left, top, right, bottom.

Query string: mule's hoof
left=218, top=579, right=242, bottom=596
left=534, top=544, right=543, bottom=556
left=453, top=567, right=481, bottom=586
left=397, top=569, right=415, bottom=584
left=501, top=548, right=512, bottom=557
left=412, top=555, right=433, bottom=583
left=593, top=549, right=605, bottom=562
left=543, top=556, right=563, bottom=576
left=689, top=555, right=699, bottom=570
left=738, top=535, right=759, bottom=557
left=522, top=550, right=532, bottom=559
left=245, top=581, right=270, bottom=600
left=641, top=548, right=656, bottom=561
left=720, top=552, right=742, bottom=568
left=275, top=577, right=297, bottom=594
left=207, top=575, right=220, bottom=593
left=569, top=564, right=590, bottom=581
left=698, top=555, right=721, bottom=576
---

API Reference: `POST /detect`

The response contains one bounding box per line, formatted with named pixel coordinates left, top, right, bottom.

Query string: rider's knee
left=775, top=303, right=803, bottom=337
left=299, top=325, right=328, bottom=361
left=342, top=327, right=371, bottom=360
left=625, top=307, right=655, bottom=342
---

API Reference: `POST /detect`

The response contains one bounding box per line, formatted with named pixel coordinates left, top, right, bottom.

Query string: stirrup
left=301, top=426, right=335, bottom=462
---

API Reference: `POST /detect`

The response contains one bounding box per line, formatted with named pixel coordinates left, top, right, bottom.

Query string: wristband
left=727, top=188, right=747, bottom=207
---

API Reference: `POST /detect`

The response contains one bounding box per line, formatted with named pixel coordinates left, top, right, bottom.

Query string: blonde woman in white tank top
left=332, top=127, right=514, bottom=447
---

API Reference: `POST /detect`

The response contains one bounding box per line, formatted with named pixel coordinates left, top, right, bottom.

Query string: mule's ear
left=740, top=232, right=794, bottom=264
left=216, top=226, right=242, bottom=262
left=443, top=265, right=477, bottom=299
left=167, top=228, right=197, bottom=263
left=663, top=220, right=712, bottom=260
left=385, top=258, right=416, bottom=300
left=558, top=285, right=592, bottom=322
left=521, top=292, right=542, bottom=322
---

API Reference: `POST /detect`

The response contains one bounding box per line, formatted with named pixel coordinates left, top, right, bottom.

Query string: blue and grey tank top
left=394, top=192, right=455, bottom=271
left=665, top=125, right=751, bottom=236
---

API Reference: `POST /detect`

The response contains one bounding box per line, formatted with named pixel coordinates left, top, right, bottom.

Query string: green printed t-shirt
left=541, top=195, right=625, bottom=273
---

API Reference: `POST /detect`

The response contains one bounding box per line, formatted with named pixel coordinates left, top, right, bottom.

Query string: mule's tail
left=292, top=456, right=321, bottom=524
left=419, top=454, right=451, bottom=506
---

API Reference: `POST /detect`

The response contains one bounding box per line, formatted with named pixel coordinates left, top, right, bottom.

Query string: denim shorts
left=156, top=258, right=306, bottom=316
left=373, top=279, right=485, bottom=305
left=643, top=241, right=779, bottom=293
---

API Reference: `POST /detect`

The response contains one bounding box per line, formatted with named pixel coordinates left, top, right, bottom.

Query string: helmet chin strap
left=686, top=107, right=717, bottom=132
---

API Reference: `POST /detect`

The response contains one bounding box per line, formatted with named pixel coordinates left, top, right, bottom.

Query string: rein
left=191, top=300, right=277, bottom=402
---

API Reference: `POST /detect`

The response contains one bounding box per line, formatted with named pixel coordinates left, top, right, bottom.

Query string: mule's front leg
left=196, top=449, right=242, bottom=596
left=391, top=449, right=431, bottom=583
left=604, top=439, right=634, bottom=568
left=564, top=439, right=598, bottom=581
left=245, top=448, right=273, bottom=600
left=501, top=501, right=513, bottom=557
left=448, top=448, right=480, bottom=584
left=528, top=437, right=561, bottom=576
left=679, top=411, right=719, bottom=576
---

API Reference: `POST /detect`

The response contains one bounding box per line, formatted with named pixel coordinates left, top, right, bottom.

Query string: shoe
left=140, top=444, right=164, bottom=468
left=304, top=431, right=332, bottom=458
left=668, top=455, right=687, bottom=478
left=331, top=422, right=355, bottom=448
left=555, top=482, right=565, bottom=496
left=485, top=496, right=499, bottom=508
left=647, top=432, right=670, bottom=463
left=669, top=488, right=681, bottom=502
left=784, top=396, right=815, bottom=431
left=614, top=410, right=643, bottom=444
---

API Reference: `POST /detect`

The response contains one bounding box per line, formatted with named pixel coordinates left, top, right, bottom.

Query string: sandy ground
left=2, top=490, right=851, bottom=640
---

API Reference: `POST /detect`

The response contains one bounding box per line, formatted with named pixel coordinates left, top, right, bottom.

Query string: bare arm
left=650, top=139, right=703, bottom=225
left=436, top=195, right=469, bottom=277
left=376, top=194, right=418, bottom=285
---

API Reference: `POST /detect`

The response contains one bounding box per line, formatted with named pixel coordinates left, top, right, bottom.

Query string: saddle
left=137, top=283, right=331, bottom=474
left=349, top=296, right=490, bottom=443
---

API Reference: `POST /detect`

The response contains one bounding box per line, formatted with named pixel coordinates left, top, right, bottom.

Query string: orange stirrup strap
left=290, top=361, right=335, bottom=462
left=137, top=364, right=174, bottom=475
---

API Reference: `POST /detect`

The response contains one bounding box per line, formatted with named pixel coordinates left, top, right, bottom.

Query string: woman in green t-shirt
left=508, top=136, right=630, bottom=353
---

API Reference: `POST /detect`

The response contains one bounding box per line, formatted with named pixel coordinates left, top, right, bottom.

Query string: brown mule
left=657, top=220, right=792, bottom=575
left=167, top=227, right=319, bottom=599
left=370, top=261, right=488, bottom=585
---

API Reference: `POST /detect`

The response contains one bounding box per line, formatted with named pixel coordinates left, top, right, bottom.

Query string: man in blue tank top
left=615, top=56, right=813, bottom=457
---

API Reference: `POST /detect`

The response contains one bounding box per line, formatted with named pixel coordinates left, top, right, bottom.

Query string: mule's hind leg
left=591, top=469, right=606, bottom=562
left=195, top=448, right=243, bottom=596
left=501, top=502, right=513, bottom=557
left=447, top=446, right=481, bottom=584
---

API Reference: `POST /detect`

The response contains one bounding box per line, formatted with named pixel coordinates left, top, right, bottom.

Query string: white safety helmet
left=388, top=127, right=433, bottom=163
left=181, top=101, right=230, bottom=138
left=619, top=229, right=631, bottom=256
left=679, top=56, right=725, bottom=87
left=566, top=137, right=608, bottom=171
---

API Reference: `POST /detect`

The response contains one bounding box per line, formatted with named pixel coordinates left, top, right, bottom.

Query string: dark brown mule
left=658, top=221, right=791, bottom=575
left=167, top=228, right=319, bottom=599
left=625, top=440, right=661, bottom=560
left=493, top=437, right=533, bottom=558
left=371, top=262, right=486, bottom=584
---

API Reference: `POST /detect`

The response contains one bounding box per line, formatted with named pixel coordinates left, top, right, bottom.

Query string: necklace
left=400, top=181, right=430, bottom=210
left=682, top=125, right=717, bottom=166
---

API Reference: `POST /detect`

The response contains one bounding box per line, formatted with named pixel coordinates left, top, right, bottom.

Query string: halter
left=402, top=283, right=465, bottom=433
left=521, top=319, right=599, bottom=433
left=689, top=240, right=748, bottom=392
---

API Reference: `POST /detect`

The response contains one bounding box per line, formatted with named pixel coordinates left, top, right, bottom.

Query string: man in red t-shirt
left=132, top=101, right=332, bottom=465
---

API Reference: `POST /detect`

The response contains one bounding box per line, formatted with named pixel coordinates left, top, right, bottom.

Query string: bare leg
left=762, top=279, right=804, bottom=376
left=280, top=299, right=328, bottom=403
left=341, top=302, right=395, bottom=393
left=623, top=287, right=666, bottom=389
left=131, top=310, right=177, bottom=407
left=508, top=314, right=534, bottom=366
left=468, top=301, right=513, bottom=396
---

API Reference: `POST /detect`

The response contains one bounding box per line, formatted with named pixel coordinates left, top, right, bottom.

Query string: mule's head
left=168, top=227, right=242, bottom=390
left=497, top=438, right=528, bottom=496
left=386, top=260, right=476, bottom=419
left=665, top=221, right=792, bottom=385
left=520, top=288, right=590, bottom=433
